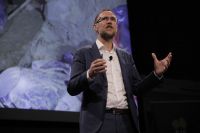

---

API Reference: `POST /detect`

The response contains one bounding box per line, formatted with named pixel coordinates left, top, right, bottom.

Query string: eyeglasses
left=95, top=16, right=117, bottom=24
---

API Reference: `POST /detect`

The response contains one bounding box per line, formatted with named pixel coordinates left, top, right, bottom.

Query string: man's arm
left=67, top=50, right=89, bottom=96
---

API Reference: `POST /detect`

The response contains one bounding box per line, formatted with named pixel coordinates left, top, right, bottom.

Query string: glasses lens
left=96, top=16, right=117, bottom=24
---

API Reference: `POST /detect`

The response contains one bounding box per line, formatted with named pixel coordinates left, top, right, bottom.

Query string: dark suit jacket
left=67, top=43, right=161, bottom=133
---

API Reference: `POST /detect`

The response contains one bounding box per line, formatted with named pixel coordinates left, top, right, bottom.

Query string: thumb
left=151, top=53, right=158, bottom=62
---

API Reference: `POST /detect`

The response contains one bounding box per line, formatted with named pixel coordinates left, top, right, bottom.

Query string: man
left=67, top=9, right=172, bottom=133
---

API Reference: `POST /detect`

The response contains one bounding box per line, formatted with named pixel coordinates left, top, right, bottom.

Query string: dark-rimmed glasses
left=95, top=16, right=117, bottom=24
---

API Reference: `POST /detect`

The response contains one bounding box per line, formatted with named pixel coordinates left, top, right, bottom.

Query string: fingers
left=167, top=52, right=172, bottom=63
left=91, top=59, right=107, bottom=72
left=92, top=59, right=106, bottom=64
left=89, top=59, right=107, bottom=77
left=153, top=52, right=172, bottom=76
left=151, top=53, right=158, bottom=62
left=165, top=52, right=173, bottom=66
left=93, top=64, right=107, bottom=73
left=153, top=52, right=172, bottom=66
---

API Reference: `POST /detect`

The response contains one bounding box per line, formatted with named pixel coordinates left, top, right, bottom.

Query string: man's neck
left=98, top=37, right=113, bottom=52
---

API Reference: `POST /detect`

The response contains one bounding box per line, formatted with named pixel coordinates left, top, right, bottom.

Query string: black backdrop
left=127, top=1, right=199, bottom=81
left=127, top=1, right=200, bottom=133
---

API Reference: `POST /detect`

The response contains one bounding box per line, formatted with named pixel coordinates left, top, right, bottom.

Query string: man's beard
left=100, top=31, right=116, bottom=41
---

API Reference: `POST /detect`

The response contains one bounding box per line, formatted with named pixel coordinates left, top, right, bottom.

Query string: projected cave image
left=0, top=0, right=131, bottom=112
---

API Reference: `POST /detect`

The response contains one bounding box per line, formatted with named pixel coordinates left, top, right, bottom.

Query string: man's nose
left=107, top=18, right=115, bottom=23
left=107, top=21, right=112, bottom=24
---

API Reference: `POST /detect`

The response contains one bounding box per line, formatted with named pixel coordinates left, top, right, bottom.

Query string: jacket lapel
left=116, top=49, right=132, bottom=95
left=116, top=49, right=127, bottom=82
left=89, top=43, right=107, bottom=80
left=90, top=43, right=102, bottom=60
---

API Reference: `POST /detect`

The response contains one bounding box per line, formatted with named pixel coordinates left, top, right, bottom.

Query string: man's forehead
left=99, top=11, right=116, bottom=17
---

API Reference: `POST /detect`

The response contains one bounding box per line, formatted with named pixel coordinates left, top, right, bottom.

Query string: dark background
left=127, top=1, right=199, bottom=81
left=127, top=2, right=200, bottom=133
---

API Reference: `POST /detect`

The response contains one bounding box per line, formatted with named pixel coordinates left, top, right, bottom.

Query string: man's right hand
left=88, top=59, right=107, bottom=78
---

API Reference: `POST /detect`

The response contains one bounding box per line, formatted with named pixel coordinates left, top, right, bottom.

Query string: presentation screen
left=0, top=0, right=132, bottom=113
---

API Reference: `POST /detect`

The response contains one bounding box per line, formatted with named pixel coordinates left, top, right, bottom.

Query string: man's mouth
left=106, top=25, right=113, bottom=29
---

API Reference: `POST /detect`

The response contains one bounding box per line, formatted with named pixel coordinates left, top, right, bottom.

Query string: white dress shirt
left=95, top=39, right=128, bottom=109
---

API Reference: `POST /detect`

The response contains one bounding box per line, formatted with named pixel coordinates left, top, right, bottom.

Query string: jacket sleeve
left=67, top=50, right=89, bottom=96
left=129, top=54, right=163, bottom=96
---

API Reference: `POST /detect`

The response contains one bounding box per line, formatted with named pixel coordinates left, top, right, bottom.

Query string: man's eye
left=110, top=17, right=117, bottom=22
left=102, top=17, right=108, bottom=21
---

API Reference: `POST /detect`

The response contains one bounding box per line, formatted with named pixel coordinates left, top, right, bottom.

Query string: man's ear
left=93, top=24, right=98, bottom=32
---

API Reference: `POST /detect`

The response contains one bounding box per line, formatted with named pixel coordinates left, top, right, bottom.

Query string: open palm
left=152, top=52, right=172, bottom=77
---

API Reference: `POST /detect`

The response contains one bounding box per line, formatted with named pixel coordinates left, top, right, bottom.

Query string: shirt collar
left=96, top=39, right=116, bottom=52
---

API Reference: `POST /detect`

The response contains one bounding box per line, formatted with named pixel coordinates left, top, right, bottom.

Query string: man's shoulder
left=116, top=47, right=132, bottom=56
left=76, top=43, right=95, bottom=53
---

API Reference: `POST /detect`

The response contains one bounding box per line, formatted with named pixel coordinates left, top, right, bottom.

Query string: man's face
left=94, top=11, right=118, bottom=41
